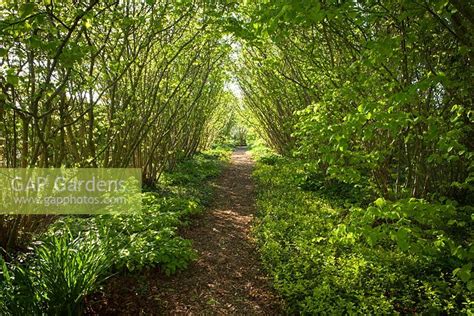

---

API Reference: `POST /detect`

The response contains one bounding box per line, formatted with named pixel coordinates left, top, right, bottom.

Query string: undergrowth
left=0, top=147, right=231, bottom=315
left=252, top=149, right=473, bottom=314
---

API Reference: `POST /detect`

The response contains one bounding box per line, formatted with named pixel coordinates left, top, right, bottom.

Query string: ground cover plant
left=0, top=148, right=230, bottom=315
left=251, top=145, right=473, bottom=314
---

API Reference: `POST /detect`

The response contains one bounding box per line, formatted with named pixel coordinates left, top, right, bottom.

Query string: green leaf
left=6, top=73, right=19, bottom=86
left=374, top=198, right=386, bottom=208
left=467, top=280, right=474, bottom=292
left=395, top=228, right=410, bottom=251
left=454, top=263, right=472, bottom=283
left=19, top=2, right=36, bottom=18
left=0, top=258, right=11, bottom=283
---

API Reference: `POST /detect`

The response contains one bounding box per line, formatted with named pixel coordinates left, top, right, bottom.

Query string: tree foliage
left=238, top=1, right=473, bottom=313
left=0, top=0, right=236, bottom=250
left=237, top=0, right=473, bottom=201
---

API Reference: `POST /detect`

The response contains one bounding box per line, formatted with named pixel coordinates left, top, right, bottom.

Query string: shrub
left=253, top=156, right=474, bottom=314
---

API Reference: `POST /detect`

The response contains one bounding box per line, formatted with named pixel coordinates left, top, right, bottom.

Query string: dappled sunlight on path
left=154, top=147, right=282, bottom=315
left=86, top=147, right=282, bottom=315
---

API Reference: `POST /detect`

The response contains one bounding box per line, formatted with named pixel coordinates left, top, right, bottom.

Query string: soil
left=85, top=147, right=283, bottom=315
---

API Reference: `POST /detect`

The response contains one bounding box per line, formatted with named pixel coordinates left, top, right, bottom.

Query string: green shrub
left=249, top=140, right=275, bottom=161
left=253, top=156, right=474, bottom=314
left=257, top=153, right=282, bottom=166
left=161, top=151, right=228, bottom=187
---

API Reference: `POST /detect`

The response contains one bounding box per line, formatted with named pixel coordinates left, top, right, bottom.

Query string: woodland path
left=87, top=147, right=283, bottom=315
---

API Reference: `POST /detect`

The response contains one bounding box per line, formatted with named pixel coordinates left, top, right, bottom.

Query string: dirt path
left=156, top=147, right=282, bottom=315
left=88, top=148, right=282, bottom=315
